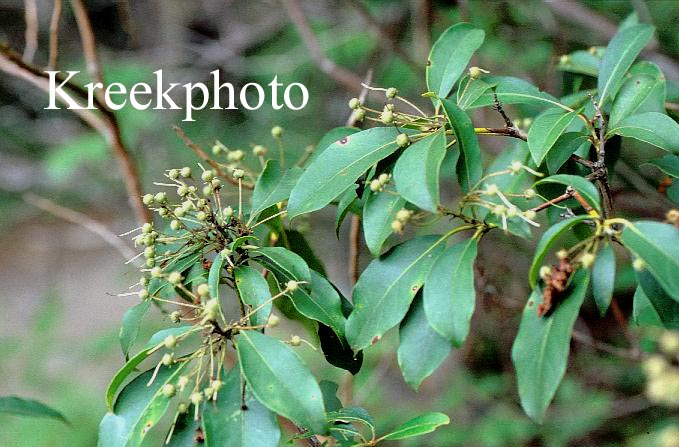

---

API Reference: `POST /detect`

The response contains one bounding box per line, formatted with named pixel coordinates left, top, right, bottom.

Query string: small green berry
left=170, top=311, right=181, bottom=323
left=201, top=170, right=215, bottom=182
left=142, top=194, right=154, bottom=205
left=232, top=169, right=245, bottom=179
left=164, top=334, right=178, bottom=349
left=268, top=314, right=280, bottom=327
left=378, top=173, right=390, bottom=185
left=396, top=208, right=411, bottom=222
left=140, top=276, right=149, bottom=287
left=354, top=109, right=365, bottom=121
left=142, top=222, right=153, bottom=234
left=348, top=97, right=360, bottom=109
left=469, top=66, right=482, bottom=79
left=286, top=280, right=299, bottom=292
left=161, top=384, right=176, bottom=398
left=180, top=167, right=192, bottom=178
left=386, top=87, right=398, bottom=98
left=381, top=109, right=394, bottom=124
left=253, top=145, right=267, bottom=157
left=197, top=283, right=210, bottom=297
left=168, top=169, right=179, bottom=180
left=396, top=133, right=410, bottom=148
left=154, top=192, right=167, bottom=204
left=271, top=126, right=283, bottom=138
left=157, top=207, right=169, bottom=217
left=174, top=207, right=186, bottom=218
left=145, top=258, right=155, bottom=268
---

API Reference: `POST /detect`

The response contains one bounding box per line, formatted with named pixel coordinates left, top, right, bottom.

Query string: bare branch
left=70, top=0, right=105, bottom=88
left=23, top=0, right=39, bottom=63
left=349, top=215, right=361, bottom=286
left=346, top=69, right=373, bottom=126
left=48, top=0, right=63, bottom=70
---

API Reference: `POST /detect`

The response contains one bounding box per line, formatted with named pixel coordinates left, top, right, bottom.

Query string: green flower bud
left=145, top=258, right=155, bottom=268
left=177, top=185, right=189, bottom=196
left=290, top=335, right=302, bottom=346
left=286, top=280, right=299, bottom=292
left=253, top=145, right=267, bottom=157
left=177, top=403, right=188, bottom=414
left=227, top=149, right=245, bottom=162
left=386, top=87, right=398, bottom=98
left=164, top=334, right=178, bottom=349
left=151, top=266, right=163, bottom=278
left=138, top=289, right=149, bottom=300
left=211, top=380, right=223, bottom=392
left=174, top=207, right=186, bottom=218
left=381, top=109, right=394, bottom=124
left=201, top=170, right=215, bottom=182
left=161, top=353, right=174, bottom=366
left=142, top=222, right=153, bottom=234
left=161, top=383, right=176, bottom=398
left=212, top=144, right=223, bottom=155
left=190, top=392, right=203, bottom=406
left=396, top=133, right=409, bottom=148
left=580, top=253, right=596, bottom=268
left=170, top=219, right=181, bottom=231
left=484, top=184, right=499, bottom=196
left=268, top=314, right=280, bottom=327
left=140, top=276, right=149, bottom=287
left=492, top=204, right=507, bottom=216
left=354, top=109, right=365, bottom=121
left=180, top=167, right=192, bottom=178
left=211, top=178, right=221, bottom=189
left=232, top=169, right=245, bottom=179
left=396, top=208, right=411, bottom=222
left=523, top=210, right=537, bottom=220
left=196, top=211, right=208, bottom=221
left=168, top=271, right=183, bottom=285
left=154, top=192, right=167, bottom=204
left=369, top=179, right=381, bottom=192
left=539, top=266, right=552, bottom=281
left=385, top=103, right=395, bottom=112
left=524, top=188, right=536, bottom=199
left=142, top=194, right=154, bottom=205
left=378, top=173, right=390, bottom=185
left=157, top=207, right=169, bottom=217
left=203, top=185, right=212, bottom=196
left=391, top=219, right=404, bottom=233
left=197, top=283, right=210, bottom=297
left=177, top=376, right=189, bottom=391
left=170, top=311, right=181, bottom=323
left=204, top=387, right=215, bottom=399
left=144, top=246, right=155, bottom=259
left=223, top=206, right=233, bottom=218
left=188, top=186, right=197, bottom=194
left=348, top=97, right=360, bottom=109
left=271, top=126, right=283, bottom=138
left=168, top=169, right=179, bottom=179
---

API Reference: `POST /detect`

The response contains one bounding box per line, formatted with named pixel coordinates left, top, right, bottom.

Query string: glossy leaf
left=335, top=185, right=358, bottom=237
left=310, top=127, right=360, bottom=162
left=633, top=270, right=679, bottom=329
left=286, top=229, right=327, bottom=276
left=381, top=412, right=450, bottom=441
left=545, top=132, right=590, bottom=174
left=363, top=190, right=405, bottom=257
left=441, top=99, right=482, bottom=192
left=254, top=247, right=311, bottom=282
left=251, top=160, right=302, bottom=218
left=468, top=76, right=565, bottom=110
left=456, top=76, right=494, bottom=109
left=208, top=253, right=227, bottom=300
left=202, top=366, right=280, bottom=447
left=609, top=61, right=666, bottom=127
left=287, top=128, right=403, bottom=219
left=534, top=174, right=602, bottom=213
left=398, top=295, right=451, bottom=390
left=237, top=331, right=327, bottom=434
left=393, top=131, right=446, bottom=212
left=557, top=50, right=600, bottom=77
left=527, top=108, right=579, bottom=166
left=528, top=215, right=592, bottom=287
left=235, top=265, right=272, bottom=326
left=423, top=238, right=478, bottom=345
left=645, top=154, right=679, bottom=178
left=0, top=396, right=67, bottom=423
left=598, top=24, right=654, bottom=106
left=592, top=245, right=616, bottom=316
left=346, top=235, right=446, bottom=351
left=119, top=299, right=151, bottom=359
left=607, top=112, right=679, bottom=153
left=622, top=221, right=679, bottom=301
left=426, top=23, right=485, bottom=99
left=512, top=270, right=590, bottom=423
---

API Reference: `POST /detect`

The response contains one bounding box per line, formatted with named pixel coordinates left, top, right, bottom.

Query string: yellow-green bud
left=348, top=97, right=360, bottom=109
left=469, top=66, right=483, bottom=79
left=506, top=206, right=519, bottom=218
left=369, top=179, right=382, bottom=192
left=170, top=219, right=181, bottom=231
left=180, top=167, right=192, bottom=178
left=168, top=169, right=179, bottom=179
left=197, top=283, right=210, bottom=297
left=378, top=173, right=390, bottom=185
left=271, top=126, right=283, bottom=138
left=290, top=335, right=302, bottom=346
left=151, top=266, right=163, bottom=278
left=212, top=144, right=223, bottom=155
left=196, top=211, right=208, bottom=221
left=381, top=109, right=394, bottom=124
left=174, top=207, right=186, bottom=218
left=190, top=392, right=203, bottom=406
left=177, top=376, right=189, bottom=391
left=138, top=289, right=150, bottom=300
left=253, top=145, right=267, bottom=157
left=633, top=258, right=646, bottom=271
left=559, top=54, right=570, bottom=65
left=643, top=355, right=667, bottom=377
left=396, top=209, right=411, bottom=222
left=354, top=109, right=366, bottom=121
left=177, top=403, right=188, bottom=414
left=161, top=353, right=174, bottom=366
left=396, top=133, right=410, bottom=148
left=492, top=205, right=507, bottom=216
left=227, top=149, right=245, bottom=162
left=223, top=206, right=233, bottom=218
left=232, top=169, right=245, bottom=179
left=142, top=222, right=153, bottom=234
left=211, top=380, right=223, bottom=392
left=144, top=246, right=156, bottom=258
left=386, top=87, right=398, bottom=98
left=154, top=192, right=167, bottom=204
left=164, top=335, right=178, bottom=351
left=524, top=188, right=536, bottom=199
left=286, top=280, right=299, bottom=292
left=484, top=184, right=499, bottom=196
left=580, top=253, right=596, bottom=268
left=391, top=219, right=404, bottom=233
left=510, top=160, right=523, bottom=174
left=659, top=331, right=679, bottom=355
left=170, top=311, right=181, bottom=323
left=556, top=249, right=569, bottom=260
left=539, top=266, right=552, bottom=281
left=523, top=210, right=537, bottom=220
left=177, top=185, right=189, bottom=196
left=268, top=314, right=280, bottom=327
left=142, top=194, right=154, bottom=205
left=201, top=170, right=215, bottom=182
left=161, top=383, right=176, bottom=398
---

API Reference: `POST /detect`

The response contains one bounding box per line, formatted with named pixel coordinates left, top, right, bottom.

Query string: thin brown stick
left=23, top=0, right=39, bottom=63
left=23, top=192, right=138, bottom=262
left=531, top=189, right=575, bottom=213
left=280, top=0, right=363, bottom=94
left=411, top=0, right=431, bottom=62
left=572, top=329, right=640, bottom=361
left=345, top=69, right=373, bottom=127
left=70, top=0, right=105, bottom=88
left=349, top=215, right=361, bottom=286
left=48, top=0, right=63, bottom=70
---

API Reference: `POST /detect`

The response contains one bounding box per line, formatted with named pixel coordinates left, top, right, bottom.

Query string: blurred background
left=2, top=0, right=679, bottom=445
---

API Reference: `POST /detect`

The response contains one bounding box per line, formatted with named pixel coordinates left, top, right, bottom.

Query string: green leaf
left=335, top=185, right=358, bottom=237
left=528, top=215, right=593, bottom=288
left=592, top=245, right=616, bottom=316
left=99, top=362, right=189, bottom=447
left=534, top=174, right=602, bottom=213
left=633, top=270, right=679, bottom=329
left=251, top=160, right=303, bottom=219
left=287, top=128, right=403, bottom=219
left=545, top=132, right=591, bottom=174
left=426, top=23, right=485, bottom=99
left=645, top=154, right=679, bottom=178
left=457, top=76, right=495, bottom=110
left=527, top=108, right=580, bottom=166
left=423, top=238, right=478, bottom=345
left=511, top=270, right=590, bottom=423
left=557, top=50, right=600, bottom=77
left=286, top=229, right=327, bottom=276
left=608, top=112, right=679, bottom=153
left=363, top=190, right=405, bottom=257
left=393, top=131, right=447, bottom=212
left=235, top=265, right=272, bottom=326
left=623, top=221, right=679, bottom=301
left=318, top=322, right=363, bottom=375
left=119, top=299, right=151, bottom=359
left=254, top=247, right=311, bottom=282
left=609, top=61, right=666, bottom=127
left=319, top=381, right=343, bottom=413
left=208, top=253, right=227, bottom=300
left=441, top=99, right=483, bottom=193
left=598, top=24, right=654, bottom=106
left=397, top=295, right=451, bottom=391
left=0, top=396, right=67, bottom=423
left=237, top=331, right=327, bottom=434
left=346, top=235, right=446, bottom=351
left=381, top=412, right=450, bottom=441
left=467, top=76, right=565, bottom=110
left=202, top=366, right=280, bottom=447
left=310, top=127, right=360, bottom=163
left=166, top=412, right=200, bottom=447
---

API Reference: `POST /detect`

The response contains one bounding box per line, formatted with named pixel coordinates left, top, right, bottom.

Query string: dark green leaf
left=237, top=331, right=327, bottom=434
left=286, top=229, right=327, bottom=276
left=381, top=412, right=450, bottom=441
left=534, top=174, right=602, bottom=213
left=645, top=154, right=679, bottom=178
left=254, top=247, right=311, bottom=282
left=311, top=127, right=360, bottom=162
left=235, top=265, right=272, bottom=326
left=362, top=189, right=405, bottom=257
left=511, top=270, right=590, bottom=423
left=467, top=76, right=565, bottom=110
left=557, top=50, right=600, bottom=77
left=633, top=271, right=679, bottom=329
left=441, top=99, right=482, bottom=193
left=607, top=112, right=679, bottom=153
left=457, top=76, right=494, bottom=110
left=0, top=396, right=67, bottom=423
left=545, top=132, right=590, bottom=174
left=251, top=160, right=303, bottom=219
left=335, top=185, right=359, bottom=237
left=208, top=253, right=227, bottom=300
left=527, top=108, right=580, bottom=166
left=592, top=245, right=616, bottom=316
left=609, top=61, right=666, bottom=127
left=119, top=299, right=151, bottom=359
left=319, top=381, right=343, bottom=413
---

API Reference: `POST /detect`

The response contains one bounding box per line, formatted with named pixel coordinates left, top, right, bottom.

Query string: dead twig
left=23, top=0, right=39, bottom=63
left=48, top=0, right=63, bottom=70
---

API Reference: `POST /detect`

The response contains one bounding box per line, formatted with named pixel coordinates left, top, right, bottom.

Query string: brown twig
left=23, top=0, right=39, bottom=63
left=346, top=69, right=373, bottom=126
left=572, top=329, right=640, bottom=361
left=531, top=188, right=576, bottom=213
left=349, top=215, right=361, bottom=286
left=48, top=0, right=63, bottom=70
left=280, top=0, right=363, bottom=94
left=71, top=0, right=105, bottom=88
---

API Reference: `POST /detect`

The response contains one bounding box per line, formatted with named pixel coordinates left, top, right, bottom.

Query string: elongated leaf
left=512, top=270, right=590, bottom=423
left=208, top=253, right=227, bottom=300
left=203, top=366, right=280, bottom=447
left=346, top=235, right=446, bottom=351
left=99, top=362, right=189, bottom=447
left=398, top=295, right=451, bottom=391
left=423, top=238, right=478, bottom=345
left=318, top=322, right=363, bottom=375
left=287, top=128, right=403, bottom=218
left=645, top=154, right=679, bottom=178
left=534, top=174, right=602, bottom=213
left=382, top=412, right=450, bottom=441
left=609, top=61, right=666, bottom=127
left=235, top=265, right=272, bottom=326
left=557, top=50, right=600, bottom=77
left=426, top=23, right=485, bottom=99
left=0, top=397, right=67, bottom=423
left=608, top=112, right=679, bottom=153
left=393, top=131, right=446, bottom=212
left=119, top=299, right=151, bottom=359
left=457, top=76, right=495, bottom=109
left=310, top=127, right=360, bottom=163
left=468, top=76, right=565, bottom=110
left=251, top=160, right=303, bottom=218
left=545, top=132, right=591, bottom=174
left=528, top=215, right=593, bottom=287
left=363, top=190, right=405, bottom=257
left=592, top=245, right=616, bottom=316
left=441, top=99, right=482, bottom=192
left=528, top=108, right=579, bottom=166
left=254, top=247, right=310, bottom=282
left=237, top=331, right=327, bottom=434
left=633, top=270, right=679, bottom=329
left=335, top=185, right=358, bottom=237
left=623, top=221, right=679, bottom=301
left=286, top=229, right=327, bottom=276
left=598, top=24, right=654, bottom=105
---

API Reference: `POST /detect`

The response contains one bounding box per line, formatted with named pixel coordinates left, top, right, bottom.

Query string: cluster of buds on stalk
left=643, top=330, right=679, bottom=407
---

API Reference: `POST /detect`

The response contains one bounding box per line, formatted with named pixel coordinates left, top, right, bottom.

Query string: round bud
left=396, top=209, right=411, bottom=222
left=212, top=144, right=222, bottom=155
left=211, top=178, right=221, bottom=189
left=196, top=211, right=208, bottom=221
left=271, top=126, right=283, bottom=138
left=386, top=87, right=398, bottom=98
left=396, top=133, right=410, bottom=148
left=268, top=314, right=280, bottom=327
left=197, top=283, right=211, bottom=297
left=643, top=355, right=668, bottom=377
left=588, top=46, right=598, bottom=55
left=151, top=266, right=163, bottom=278
left=484, top=184, right=499, bottom=196
left=190, top=392, right=203, bottom=406
left=391, top=219, right=404, bottom=233
left=196, top=199, right=207, bottom=209
left=157, top=207, right=169, bottom=217
left=539, top=266, right=552, bottom=281
left=227, top=149, right=245, bottom=162
left=223, top=206, right=234, bottom=218
left=144, top=246, right=156, bottom=259
left=369, top=179, right=382, bottom=192
left=177, top=403, right=188, bottom=414
left=385, top=103, right=395, bottom=112
left=138, top=289, right=150, bottom=300
left=659, top=331, right=679, bottom=355
left=203, top=387, right=215, bottom=399
left=142, top=194, right=154, bottom=205
left=378, top=173, right=390, bottom=185
left=667, top=209, right=679, bottom=225
left=161, top=384, right=176, bottom=398
left=286, top=280, right=299, bottom=292
left=348, top=97, right=360, bottom=109
left=145, top=258, right=155, bottom=268
left=556, top=249, right=569, bottom=260
left=180, top=167, right=192, bottom=178
left=633, top=258, right=646, bottom=272
left=174, top=207, right=186, bottom=218
left=177, top=185, right=189, bottom=197
left=170, top=219, right=181, bottom=231
left=354, top=109, right=366, bottom=121
left=381, top=110, right=394, bottom=124
left=205, top=298, right=220, bottom=314
left=143, top=234, right=156, bottom=246
left=161, top=353, right=174, bottom=366
left=211, top=380, right=223, bottom=392
left=188, top=186, right=197, bottom=194
left=154, top=192, right=167, bottom=204
left=168, top=169, right=180, bottom=180
left=492, top=205, right=507, bottom=216
left=559, top=54, right=570, bottom=65
left=253, top=145, right=267, bottom=157
left=232, top=169, right=245, bottom=179
left=523, top=210, right=537, bottom=220
left=170, top=311, right=181, bottom=324
left=509, top=160, right=523, bottom=174
left=142, top=222, right=153, bottom=234
left=177, top=375, right=189, bottom=391
left=580, top=253, right=596, bottom=269
left=168, top=271, right=183, bottom=285
left=521, top=117, right=533, bottom=128
left=506, top=206, right=519, bottom=218
left=269, top=232, right=279, bottom=244
left=524, top=188, right=536, bottom=199
left=290, top=335, right=302, bottom=347
left=201, top=170, right=215, bottom=182
left=469, top=66, right=483, bottom=79
left=140, top=276, right=149, bottom=287
left=203, top=185, right=212, bottom=196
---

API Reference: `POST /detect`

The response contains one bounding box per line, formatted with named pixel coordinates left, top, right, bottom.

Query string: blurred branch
left=411, top=0, right=431, bottom=62
left=23, top=0, right=38, bottom=63
left=280, top=0, right=364, bottom=94
left=48, top=0, right=63, bottom=70
left=22, top=192, right=137, bottom=262
left=572, top=329, right=641, bottom=361
left=71, top=0, right=105, bottom=88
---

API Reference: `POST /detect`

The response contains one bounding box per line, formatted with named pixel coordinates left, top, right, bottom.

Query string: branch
left=71, top=0, right=105, bottom=88
left=23, top=0, right=39, bottom=63
left=48, top=0, right=63, bottom=70
left=280, top=0, right=364, bottom=94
